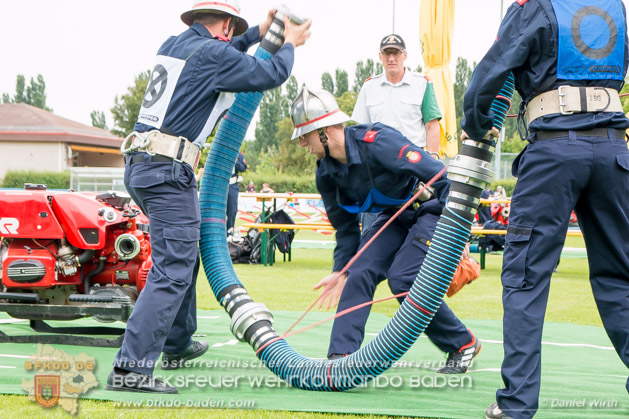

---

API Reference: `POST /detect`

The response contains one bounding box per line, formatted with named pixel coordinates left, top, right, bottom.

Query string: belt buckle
left=558, top=86, right=574, bottom=115
left=171, top=136, right=187, bottom=163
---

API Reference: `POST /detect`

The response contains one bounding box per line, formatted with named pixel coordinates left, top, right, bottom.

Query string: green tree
left=286, top=75, right=299, bottom=101
left=321, top=72, right=334, bottom=94
left=90, top=110, right=108, bottom=129
left=274, top=117, right=316, bottom=174
left=110, top=70, right=150, bottom=137
left=337, top=90, right=358, bottom=124
left=254, top=86, right=286, bottom=153
left=2, top=74, right=52, bottom=111
left=500, top=136, right=526, bottom=153
left=621, top=81, right=629, bottom=113
left=334, top=68, right=348, bottom=97
left=454, top=57, right=473, bottom=143
left=353, top=59, right=383, bottom=93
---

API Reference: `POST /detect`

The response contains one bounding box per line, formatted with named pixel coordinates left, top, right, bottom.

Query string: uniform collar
left=380, top=70, right=411, bottom=87
left=190, top=23, right=220, bottom=39
left=317, top=127, right=364, bottom=177
left=189, top=23, right=232, bottom=42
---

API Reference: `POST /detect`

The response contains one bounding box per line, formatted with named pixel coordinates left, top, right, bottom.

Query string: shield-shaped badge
left=35, top=375, right=60, bottom=407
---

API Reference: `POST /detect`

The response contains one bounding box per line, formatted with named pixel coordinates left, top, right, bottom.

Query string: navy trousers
left=328, top=208, right=473, bottom=357
left=226, top=183, right=239, bottom=232
left=497, top=132, right=629, bottom=418
left=114, top=154, right=201, bottom=375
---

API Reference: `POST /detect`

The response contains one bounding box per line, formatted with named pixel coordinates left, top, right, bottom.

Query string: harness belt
left=534, top=128, right=626, bottom=141
left=120, top=130, right=201, bottom=170
left=527, top=86, right=622, bottom=123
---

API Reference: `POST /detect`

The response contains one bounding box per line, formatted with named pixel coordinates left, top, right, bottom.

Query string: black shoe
left=485, top=402, right=513, bottom=419
left=161, top=340, right=209, bottom=370
left=437, top=334, right=482, bottom=374
left=328, top=353, right=349, bottom=360
left=105, top=369, right=177, bottom=394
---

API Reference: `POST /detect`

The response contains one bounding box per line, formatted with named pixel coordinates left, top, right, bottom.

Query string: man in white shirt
left=352, top=34, right=442, bottom=234
left=352, top=34, right=441, bottom=153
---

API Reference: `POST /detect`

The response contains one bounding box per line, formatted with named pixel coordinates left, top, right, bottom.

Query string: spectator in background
left=478, top=184, right=493, bottom=224
left=492, top=185, right=507, bottom=198
left=261, top=183, right=274, bottom=193
left=226, top=152, right=246, bottom=239
left=246, top=181, right=256, bottom=192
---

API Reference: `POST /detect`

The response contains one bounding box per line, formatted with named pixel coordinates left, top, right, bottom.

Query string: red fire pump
left=0, top=184, right=152, bottom=346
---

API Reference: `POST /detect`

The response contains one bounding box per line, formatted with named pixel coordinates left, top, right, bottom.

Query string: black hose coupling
left=260, top=4, right=306, bottom=54
left=446, top=134, right=498, bottom=221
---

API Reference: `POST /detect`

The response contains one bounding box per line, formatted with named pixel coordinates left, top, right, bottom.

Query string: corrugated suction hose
left=198, top=20, right=515, bottom=389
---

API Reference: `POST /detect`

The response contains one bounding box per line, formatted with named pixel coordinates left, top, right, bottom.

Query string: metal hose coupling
left=446, top=134, right=498, bottom=221
left=223, top=287, right=278, bottom=347
left=260, top=4, right=307, bottom=54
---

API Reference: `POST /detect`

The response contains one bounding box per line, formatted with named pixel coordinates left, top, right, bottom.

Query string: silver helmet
left=290, top=87, right=350, bottom=139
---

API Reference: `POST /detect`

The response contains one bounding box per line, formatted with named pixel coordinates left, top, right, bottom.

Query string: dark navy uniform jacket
left=315, top=123, right=450, bottom=271
left=463, top=0, right=629, bottom=139
left=134, top=23, right=294, bottom=144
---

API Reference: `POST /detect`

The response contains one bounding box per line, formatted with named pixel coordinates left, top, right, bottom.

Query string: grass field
left=0, top=230, right=608, bottom=418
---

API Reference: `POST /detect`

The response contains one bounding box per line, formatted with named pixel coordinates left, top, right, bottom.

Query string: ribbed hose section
left=257, top=73, right=516, bottom=390
left=199, top=46, right=272, bottom=299
left=199, top=43, right=515, bottom=391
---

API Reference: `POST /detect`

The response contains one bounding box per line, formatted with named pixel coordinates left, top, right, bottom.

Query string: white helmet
left=290, top=87, right=350, bottom=139
left=181, top=0, right=249, bottom=37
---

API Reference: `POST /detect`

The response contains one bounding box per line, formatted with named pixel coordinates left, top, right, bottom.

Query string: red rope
left=255, top=291, right=409, bottom=355
left=256, top=165, right=448, bottom=356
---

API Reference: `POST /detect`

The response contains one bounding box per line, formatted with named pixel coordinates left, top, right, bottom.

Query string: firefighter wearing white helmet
left=289, top=87, right=481, bottom=370
left=108, top=3, right=311, bottom=394
left=181, top=0, right=249, bottom=37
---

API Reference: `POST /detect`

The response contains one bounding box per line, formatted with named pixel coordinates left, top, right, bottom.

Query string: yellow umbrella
left=420, top=0, right=457, bottom=157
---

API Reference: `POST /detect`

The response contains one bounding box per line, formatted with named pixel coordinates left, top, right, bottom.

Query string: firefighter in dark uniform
left=108, top=0, right=311, bottom=393
left=290, top=87, right=481, bottom=373
left=462, top=1, right=629, bottom=417
left=227, top=151, right=247, bottom=238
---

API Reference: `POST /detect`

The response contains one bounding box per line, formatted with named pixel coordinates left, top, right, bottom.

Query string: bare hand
left=259, top=9, right=276, bottom=39
left=461, top=243, right=470, bottom=260
left=461, top=127, right=500, bottom=141
left=313, top=272, right=346, bottom=309
left=283, top=17, right=312, bottom=48
left=488, top=127, right=500, bottom=139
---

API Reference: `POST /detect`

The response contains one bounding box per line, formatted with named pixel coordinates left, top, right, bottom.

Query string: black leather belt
left=125, top=154, right=174, bottom=164
left=534, top=128, right=626, bottom=141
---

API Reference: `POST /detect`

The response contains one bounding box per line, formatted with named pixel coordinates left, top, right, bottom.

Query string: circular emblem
left=571, top=6, right=617, bottom=60
left=142, top=64, right=168, bottom=108
left=406, top=150, right=422, bottom=163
